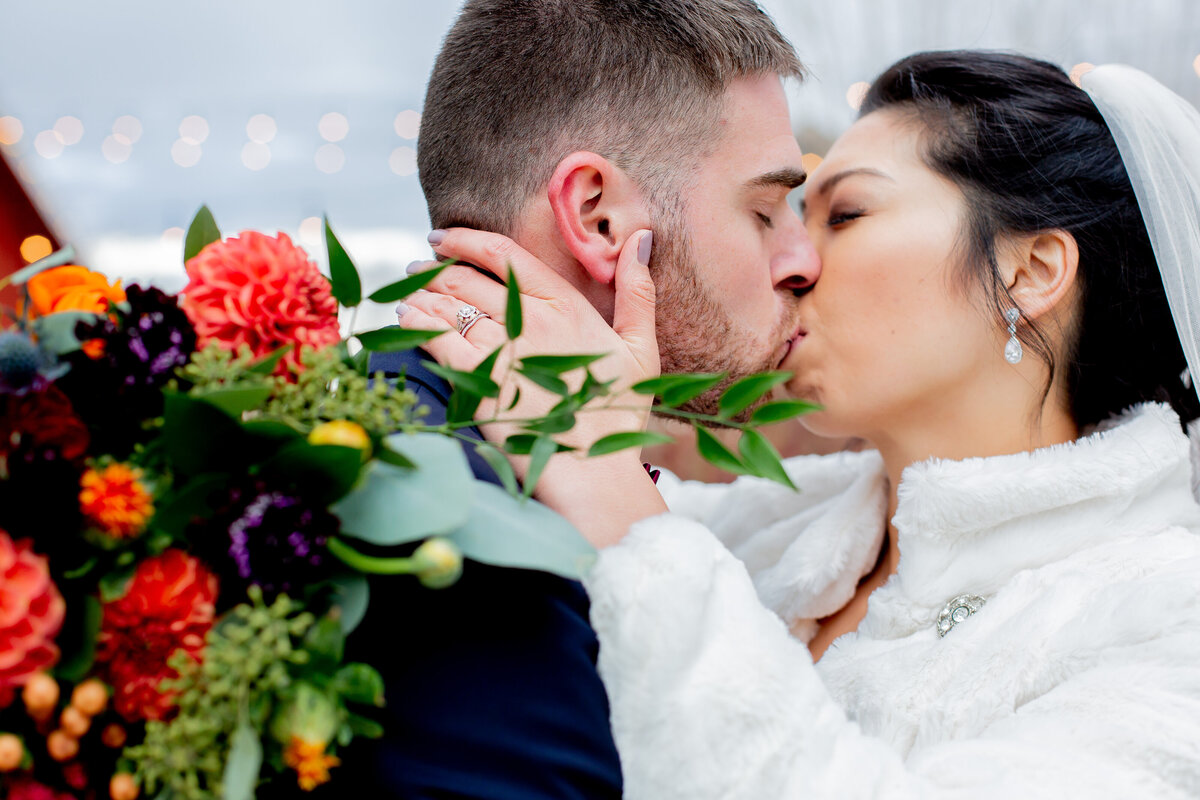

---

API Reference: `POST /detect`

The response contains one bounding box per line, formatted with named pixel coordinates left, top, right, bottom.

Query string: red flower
left=179, top=231, right=341, bottom=374
left=0, top=529, right=66, bottom=707
left=0, top=385, right=89, bottom=465
left=6, top=778, right=73, bottom=800
left=96, top=550, right=218, bottom=721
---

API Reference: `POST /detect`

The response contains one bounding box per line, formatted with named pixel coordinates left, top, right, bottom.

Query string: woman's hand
left=396, top=227, right=669, bottom=546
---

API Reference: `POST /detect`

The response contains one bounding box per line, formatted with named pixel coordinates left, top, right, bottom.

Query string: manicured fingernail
left=638, top=232, right=653, bottom=265
left=427, top=229, right=447, bottom=245
left=395, top=302, right=412, bottom=317
left=405, top=260, right=427, bottom=275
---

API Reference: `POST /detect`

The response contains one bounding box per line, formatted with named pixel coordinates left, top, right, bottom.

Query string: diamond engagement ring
left=455, top=304, right=490, bottom=336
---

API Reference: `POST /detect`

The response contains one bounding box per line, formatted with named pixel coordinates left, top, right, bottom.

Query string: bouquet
left=0, top=207, right=811, bottom=799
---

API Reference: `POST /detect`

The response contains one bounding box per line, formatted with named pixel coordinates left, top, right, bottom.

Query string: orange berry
left=100, top=723, right=127, bottom=749
left=60, top=705, right=90, bottom=738
left=110, top=772, right=139, bottom=800
left=46, top=730, right=79, bottom=762
left=0, top=733, right=24, bottom=772
left=22, top=672, right=59, bottom=716
left=71, top=680, right=108, bottom=716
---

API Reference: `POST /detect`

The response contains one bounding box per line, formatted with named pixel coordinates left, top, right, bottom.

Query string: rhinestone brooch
left=936, top=594, right=987, bottom=638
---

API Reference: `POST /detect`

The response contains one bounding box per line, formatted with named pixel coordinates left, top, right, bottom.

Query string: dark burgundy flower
left=195, top=482, right=337, bottom=602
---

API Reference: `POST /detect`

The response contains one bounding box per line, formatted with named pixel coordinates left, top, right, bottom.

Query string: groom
left=349, top=1, right=818, bottom=797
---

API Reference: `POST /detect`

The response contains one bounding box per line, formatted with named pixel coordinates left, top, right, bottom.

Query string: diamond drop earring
left=1004, top=308, right=1023, bottom=364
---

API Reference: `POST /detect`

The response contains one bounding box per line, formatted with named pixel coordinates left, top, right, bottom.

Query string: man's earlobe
left=548, top=151, right=647, bottom=285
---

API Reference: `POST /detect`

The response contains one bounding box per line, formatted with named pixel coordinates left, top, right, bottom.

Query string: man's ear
left=548, top=151, right=649, bottom=285
left=1004, top=229, right=1079, bottom=322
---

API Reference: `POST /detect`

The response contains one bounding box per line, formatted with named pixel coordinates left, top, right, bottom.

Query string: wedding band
left=455, top=304, right=490, bottom=336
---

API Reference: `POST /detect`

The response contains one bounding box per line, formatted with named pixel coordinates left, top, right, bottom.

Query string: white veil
left=1081, top=65, right=1200, bottom=494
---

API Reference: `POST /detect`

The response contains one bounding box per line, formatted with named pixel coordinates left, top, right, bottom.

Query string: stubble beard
left=649, top=211, right=796, bottom=421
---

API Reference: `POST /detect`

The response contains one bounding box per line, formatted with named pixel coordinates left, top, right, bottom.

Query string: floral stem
left=327, top=537, right=419, bottom=575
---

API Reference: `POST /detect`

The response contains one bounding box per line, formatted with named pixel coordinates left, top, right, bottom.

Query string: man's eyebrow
left=744, top=168, right=808, bottom=192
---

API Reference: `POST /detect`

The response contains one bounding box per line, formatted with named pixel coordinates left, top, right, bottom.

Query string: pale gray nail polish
left=395, top=302, right=412, bottom=317
left=405, top=260, right=426, bottom=275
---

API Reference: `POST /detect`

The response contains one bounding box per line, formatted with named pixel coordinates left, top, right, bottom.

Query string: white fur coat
left=585, top=403, right=1200, bottom=798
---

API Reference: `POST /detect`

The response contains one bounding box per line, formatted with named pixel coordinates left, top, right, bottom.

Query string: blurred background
left=3, top=0, right=1198, bottom=477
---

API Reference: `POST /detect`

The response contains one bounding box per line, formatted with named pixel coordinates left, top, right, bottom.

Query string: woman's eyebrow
left=800, top=167, right=895, bottom=213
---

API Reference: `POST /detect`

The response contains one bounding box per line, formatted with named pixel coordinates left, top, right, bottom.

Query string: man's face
left=651, top=74, right=820, bottom=416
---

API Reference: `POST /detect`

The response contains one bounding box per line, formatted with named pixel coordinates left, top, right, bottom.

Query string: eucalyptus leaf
left=717, top=371, right=792, bottom=419
left=737, top=429, right=797, bottom=490
left=325, top=216, right=362, bottom=308
left=451, top=481, right=596, bottom=579
left=190, top=384, right=272, bottom=417
left=356, top=327, right=444, bottom=353
left=749, top=398, right=821, bottom=425
left=6, top=244, right=76, bottom=285
left=523, top=435, right=558, bottom=498
left=588, top=430, right=674, bottom=458
left=328, top=573, right=370, bottom=635
left=633, top=373, right=727, bottom=407
left=519, top=354, right=606, bottom=374
left=184, top=205, right=221, bottom=262
left=32, top=311, right=101, bottom=355
left=222, top=721, right=263, bottom=800
left=474, top=443, right=521, bottom=496
left=367, top=263, right=449, bottom=303
left=505, top=265, right=522, bottom=340
left=694, top=423, right=748, bottom=475
left=332, top=433, right=474, bottom=545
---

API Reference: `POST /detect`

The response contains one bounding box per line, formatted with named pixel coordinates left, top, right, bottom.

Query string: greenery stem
left=327, top=537, right=419, bottom=575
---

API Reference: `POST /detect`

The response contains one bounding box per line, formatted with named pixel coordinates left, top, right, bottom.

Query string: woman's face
left=787, top=109, right=1003, bottom=440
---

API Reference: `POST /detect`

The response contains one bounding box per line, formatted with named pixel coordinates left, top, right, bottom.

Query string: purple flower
left=196, top=482, right=338, bottom=602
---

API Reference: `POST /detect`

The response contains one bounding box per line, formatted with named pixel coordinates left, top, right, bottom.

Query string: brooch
left=936, top=594, right=987, bottom=638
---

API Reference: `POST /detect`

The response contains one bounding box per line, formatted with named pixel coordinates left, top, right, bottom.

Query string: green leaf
left=99, top=566, right=134, bottom=602
left=184, top=205, right=221, bottom=263
left=749, top=398, right=821, bottom=425
left=190, top=384, right=272, bottom=417
left=346, top=712, right=385, bottom=739
left=31, top=311, right=102, bottom=355
left=524, top=409, right=576, bottom=435
left=737, top=429, right=797, bottom=490
left=331, top=663, right=385, bottom=707
left=516, top=366, right=568, bottom=396
left=633, top=373, right=727, bottom=408
left=519, top=354, right=606, bottom=374
left=366, top=263, right=449, bottom=303
left=259, top=441, right=365, bottom=506
left=241, top=418, right=306, bottom=444
left=375, top=446, right=416, bottom=470
left=356, top=326, right=444, bottom=353
left=588, top=430, right=674, bottom=458
left=474, top=443, right=521, bottom=496
left=505, top=265, right=522, bottom=340
left=328, top=573, right=370, bottom=635
left=302, top=613, right=346, bottom=675
left=503, top=433, right=574, bottom=455
left=54, top=596, right=101, bottom=683
left=332, top=433, right=475, bottom=545
left=523, top=434, right=558, bottom=498
left=6, top=244, right=76, bottom=285
left=474, top=344, right=503, bottom=379
left=163, top=392, right=245, bottom=478
left=506, top=387, right=522, bottom=411
left=325, top=216, right=362, bottom=308
left=244, top=345, right=291, bottom=376
left=423, top=361, right=501, bottom=398
left=450, top=481, right=596, bottom=579
left=694, top=423, right=749, bottom=475
left=718, top=371, right=792, bottom=419
left=150, top=473, right=228, bottom=538
left=222, top=721, right=263, bottom=800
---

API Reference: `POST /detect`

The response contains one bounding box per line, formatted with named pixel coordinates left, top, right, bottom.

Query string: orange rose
left=27, top=266, right=126, bottom=317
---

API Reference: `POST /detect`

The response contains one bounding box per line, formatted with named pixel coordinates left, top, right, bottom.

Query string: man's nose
left=771, top=221, right=821, bottom=293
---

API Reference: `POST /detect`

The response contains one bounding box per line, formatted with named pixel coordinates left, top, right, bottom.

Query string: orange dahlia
left=283, top=737, right=341, bottom=791
left=96, top=550, right=218, bottom=721
left=179, top=231, right=340, bottom=374
left=79, top=463, right=154, bottom=540
left=0, top=529, right=66, bottom=708
left=27, top=265, right=126, bottom=317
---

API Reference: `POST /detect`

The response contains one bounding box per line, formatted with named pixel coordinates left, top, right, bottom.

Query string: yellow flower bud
left=412, top=538, right=463, bottom=589
left=308, top=420, right=371, bottom=453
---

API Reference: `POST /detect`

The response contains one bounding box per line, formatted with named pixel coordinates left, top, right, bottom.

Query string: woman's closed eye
left=827, top=208, right=864, bottom=227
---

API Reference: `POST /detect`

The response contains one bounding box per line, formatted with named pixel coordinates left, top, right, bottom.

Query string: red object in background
left=0, top=149, right=59, bottom=308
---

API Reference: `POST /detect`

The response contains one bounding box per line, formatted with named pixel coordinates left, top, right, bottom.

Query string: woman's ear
left=1005, top=229, right=1080, bottom=321
left=548, top=151, right=650, bottom=285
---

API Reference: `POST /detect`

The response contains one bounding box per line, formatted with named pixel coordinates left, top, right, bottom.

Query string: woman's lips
left=776, top=327, right=807, bottom=369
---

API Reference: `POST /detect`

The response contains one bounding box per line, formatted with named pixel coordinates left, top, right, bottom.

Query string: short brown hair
left=418, top=0, right=804, bottom=234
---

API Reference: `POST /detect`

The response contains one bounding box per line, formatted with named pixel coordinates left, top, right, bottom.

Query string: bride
left=398, top=51, right=1200, bottom=797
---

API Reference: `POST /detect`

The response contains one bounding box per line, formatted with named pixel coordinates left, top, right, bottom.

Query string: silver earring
left=1004, top=308, right=1023, bottom=364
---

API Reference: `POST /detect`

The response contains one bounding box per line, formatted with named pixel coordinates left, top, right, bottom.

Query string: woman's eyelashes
left=827, top=208, right=864, bottom=227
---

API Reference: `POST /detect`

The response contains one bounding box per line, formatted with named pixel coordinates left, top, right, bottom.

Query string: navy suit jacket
left=340, top=349, right=623, bottom=799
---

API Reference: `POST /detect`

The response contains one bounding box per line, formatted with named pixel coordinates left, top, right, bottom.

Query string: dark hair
left=418, top=0, right=803, bottom=235
left=861, top=51, right=1198, bottom=429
